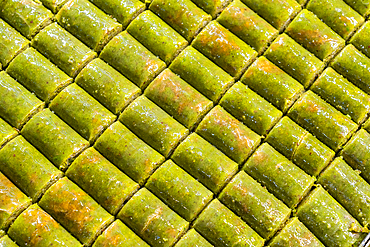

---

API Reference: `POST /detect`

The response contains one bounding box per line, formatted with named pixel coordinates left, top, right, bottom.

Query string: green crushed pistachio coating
left=49, top=84, right=116, bottom=143
left=149, top=0, right=211, bottom=41
left=217, top=0, right=278, bottom=55
left=67, top=147, right=139, bottom=215
left=0, top=136, right=63, bottom=201
left=0, top=71, right=44, bottom=129
left=100, top=31, right=166, bottom=89
left=341, top=129, right=370, bottom=183
left=286, top=9, right=345, bottom=62
left=219, top=171, right=291, bottom=239
left=75, top=58, right=141, bottom=115
left=364, top=118, right=370, bottom=132
left=0, top=234, right=18, bottom=247
left=331, top=44, right=370, bottom=95
left=244, top=143, right=315, bottom=208
left=288, top=91, right=358, bottom=151
left=350, top=21, right=370, bottom=58
left=193, top=199, right=264, bottom=247
left=127, top=11, right=188, bottom=64
left=192, top=21, right=257, bottom=78
left=21, top=109, right=89, bottom=170
left=241, top=56, right=304, bottom=112
left=0, top=19, right=29, bottom=68
left=39, top=177, right=114, bottom=246
left=220, top=81, right=283, bottom=136
left=56, top=0, right=122, bottom=52
left=0, top=118, right=17, bottom=148
left=119, top=96, right=188, bottom=158
left=94, top=122, right=165, bottom=185
left=307, top=0, right=364, bottom=39
left=266, top=117, right=335, bottom=176
left=265, top=34, right=325, bottom=88
left=0, top=172, right=31, bottom=230
left=318, top=157, right=370, bottom=227
left=118, top=188, right=189, bottom=247
left=196, top=105, right=261, bottom=164
left=8, top=204, right=82, bottom=247
left=39, top=0, right=70, bottom=13
left=269, top=217, right=324, bottom=247
left=6, top=47, right=72, bottom=103
left=174, top=229, right=212, bottom=247
left=191, top=0, right=232, bottom=18
left=172, top=133, right=238, bottom=193
left=0, top=0, right=53, bottom=39
left=89, top=0, right=145, bottom=28
left=146, top=160, right=213, bottom=221
left=32, top=23, right=97, bottom=78
left=241, top=0, right=301, bottom=31
left=93, top=220, right=149, bottom=247
left=169, top=46, right=234, bottom=102
left=297, top=186, right=367, bottom=247
left=343, top=0, right=370, bottom=17
left=311, top=67, right=370, bottom=124
left=144, top=69, right=213, bottom=129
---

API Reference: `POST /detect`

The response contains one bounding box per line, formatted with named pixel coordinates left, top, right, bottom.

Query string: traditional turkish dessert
left=0, top=234, right=18, bottom=246
left=191, top=0, right=231, bottom=18
left=39, top=0, right=69, bottom=13
left=350, top=21, right=370, bottom=57
left=174, top=229, right=212, bottom=247
left=0, top=118, right=17, bottom=148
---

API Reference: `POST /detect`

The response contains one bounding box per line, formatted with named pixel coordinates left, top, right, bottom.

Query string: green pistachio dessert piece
left=307, top=0, right=364, bottom=40
left=192, top=21, right=257, bottom=78
left=219, top=171, right=291, bottom=239
left=8, top=204, right=82, bottom=247
left=0, top=71, right=44, bottom=129
left=269, top=217, right=324, bottom=247
left=169, top=46, right=234, bottom=102
left=350, top=21, right=370, bottom=58
left=341, top=129, right=370, bottom=183
left=144, top=69, right=213, bottom=129
left=21, top=109, right=89, bottom=171
left=244, top=143, right=315, bottom=208
left=119, top=96, right=188, bottom=158
left=220, top=81, right=282, bottom=136
left=7, top=47, right=72, bottom=103
left=311, top=67, right=370, bottom=124
left=67, top=147, right=139, bottom=215
left=172, top=133, right=238, bottom=194
left=242, top=56, right=304, bottom=112
left=149, top=0, right=211, bottom=41
left=32, top=23, right=97, bottom=78
left=288, top=91, right=357, bottom=151
left=89, top=0, right=145, bottom=28
left=0, top=136, right=63, bottom=201
left=146, top=160, right=213, bottom=221
left=93, top=220, right=149, bottom=247
left=297, top=186, right=367, bottom=247
left=56, top=0, right=122, bottom=52
left=217, top=0, right=278, bottom=55
left=0, top=19, right=29, bottom=68
left=175, top=229, right=212, bottom=247
left=39, top=177, right=114, bottom=246
left=100, top=31, right=166, bottom=89
left=127, top=11, right=188, bottom=64
left=265, top=34, right=325, bottom=88
left=0, top=235, right=18, bottom=246
left=0, top=118, right=17, bottom=148
left=49, top=84, right=116, bottom=143
left=193, top=199, right=264, bottom=247
left=0, top=172, right=31, bottom=230
left=0, top=0, right=53, bottom=39
left=318, top=157, right=370, bottom=227
left=118, top=188, right=189, bottom=247
left=196, top=105, right=261, bottom=164
left=286, top=10, right=345, bottom=62
left=364, top=118, right=370, bottom=132
left=343, top=0, right=370, bottom=17
left=75, top=58, right=140, bottom=115
left=331, top=44, right=370, bottom=95
left=190, top=0, right=231, bottom=17
left=39, top=0, right=69, bottom=13
left=94, top=122, right=165, bottom=185
left=266, top=117, right=335, bottom=176
left=241, top=0, right=301, bottom=31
